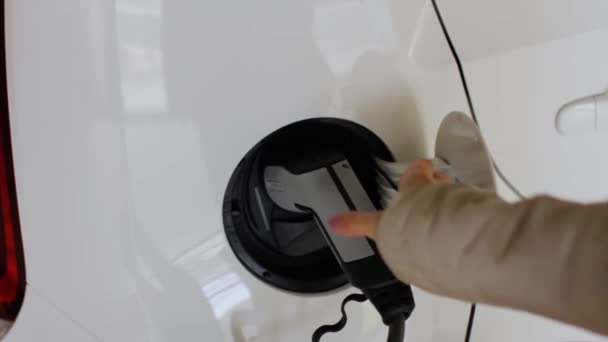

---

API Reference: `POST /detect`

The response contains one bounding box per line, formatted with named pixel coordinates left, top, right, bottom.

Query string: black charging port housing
left=223, top=117, right=394, bottom=293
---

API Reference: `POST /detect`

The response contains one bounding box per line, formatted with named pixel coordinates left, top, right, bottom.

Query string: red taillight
left=0, top=1, right=26, bottom=321
left=0, top=138, right=24, bottom=318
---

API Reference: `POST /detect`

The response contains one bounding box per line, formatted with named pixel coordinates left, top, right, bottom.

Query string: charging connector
left=264, top=159, right=415, bottom=341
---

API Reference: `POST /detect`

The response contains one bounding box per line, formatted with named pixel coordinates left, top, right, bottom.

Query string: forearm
left=376, top=183, right=608, bottom=335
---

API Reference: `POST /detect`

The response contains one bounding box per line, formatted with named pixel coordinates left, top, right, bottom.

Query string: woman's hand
left=328, top=159, right=449, bottom=240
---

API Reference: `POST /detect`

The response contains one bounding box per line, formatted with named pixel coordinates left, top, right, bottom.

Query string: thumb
left=328, top=211, right=381, bottom=240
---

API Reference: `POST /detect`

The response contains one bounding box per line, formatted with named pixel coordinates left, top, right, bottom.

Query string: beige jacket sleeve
left=376, top=183, right=608, bottom=335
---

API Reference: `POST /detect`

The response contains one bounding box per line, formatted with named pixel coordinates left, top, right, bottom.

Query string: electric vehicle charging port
left=222, top=118, right=393, bottom=293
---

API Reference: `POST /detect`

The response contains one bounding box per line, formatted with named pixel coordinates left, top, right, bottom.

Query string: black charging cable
left=429, top=1, right=527, bottom=341
left=364, top=282, right=411, bottom=342
left=429, top=0, right=524, bottom=200
left=387, top=317, right=406, bottom=342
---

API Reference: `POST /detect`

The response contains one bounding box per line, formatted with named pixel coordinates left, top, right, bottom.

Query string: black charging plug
left=264, top=158, right=415, bottom=341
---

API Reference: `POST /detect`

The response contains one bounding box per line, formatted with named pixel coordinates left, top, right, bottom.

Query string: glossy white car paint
left=2, top=0, right=606, bottom=341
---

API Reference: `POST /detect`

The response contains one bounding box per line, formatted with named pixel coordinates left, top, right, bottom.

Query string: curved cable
left=312, top=294, right=409, bottom=342
left=428, top=0, right=528, bottom=341
left=312, top=293, right=368, bottom=342
left=429, top=0, right=524, bottom=200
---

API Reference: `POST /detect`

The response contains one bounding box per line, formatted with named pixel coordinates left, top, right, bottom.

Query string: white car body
left=2, top=0, right=608, bottom=341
